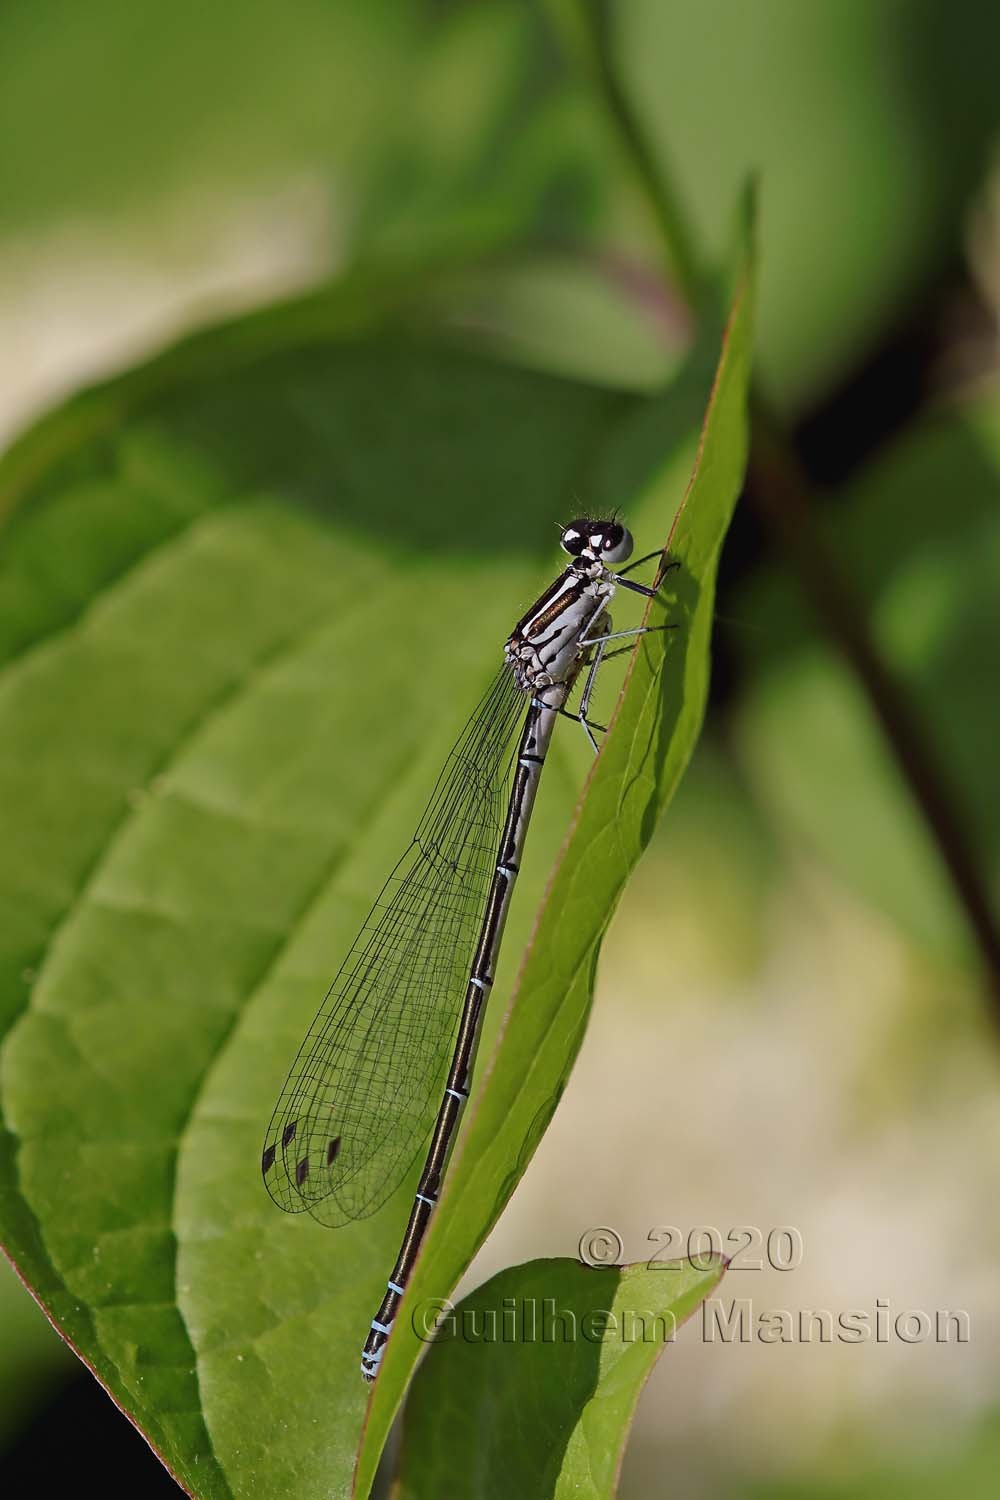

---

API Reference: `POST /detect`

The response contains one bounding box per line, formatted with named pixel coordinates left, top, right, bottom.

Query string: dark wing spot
left=261, top=1144, right=276, bottom=1175
left=327, top=1137, right=341, bottom=1166
left=296, top=1156, right=310, bottom=1186
left=282, top=1120, right=297, bottom=1148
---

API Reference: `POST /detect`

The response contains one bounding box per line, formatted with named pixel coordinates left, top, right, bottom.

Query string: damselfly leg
left=615, top=552, right=680, bottom=591
left=568, top=556, right=679, bottom=753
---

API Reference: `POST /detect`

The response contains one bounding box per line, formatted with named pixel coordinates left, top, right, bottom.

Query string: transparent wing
left=262, top=664, right=526, bottom=1225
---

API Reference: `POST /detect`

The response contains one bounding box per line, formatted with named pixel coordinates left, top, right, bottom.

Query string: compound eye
left=601, top=525, right=634, bottom=564
left=560, top=523, right=586, bottom=557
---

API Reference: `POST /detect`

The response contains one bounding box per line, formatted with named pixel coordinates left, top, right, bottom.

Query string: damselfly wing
left=262, top=666, right=525, bottom=1224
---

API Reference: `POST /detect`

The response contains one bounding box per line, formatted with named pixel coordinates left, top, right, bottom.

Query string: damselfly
left=261, top=518, right=673, bottom=1380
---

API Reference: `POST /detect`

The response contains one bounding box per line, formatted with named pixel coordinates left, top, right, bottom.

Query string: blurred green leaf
left=740, top=1410, right=1000, bottom=1500
left=394, top=1256, right=726, bottom=1500
left=614, top=0, right=1000, bottom=409
left=0, top=221, right=749, bottom=1499
left=0, top=1, right=408, bottom=229
left=423, top=250, right=683, bottom=393
left=736, top=388, right=1000, bottom=961
left=5, top=0, right=996, bottom=412
left=0, top=0, right=611, bottom=257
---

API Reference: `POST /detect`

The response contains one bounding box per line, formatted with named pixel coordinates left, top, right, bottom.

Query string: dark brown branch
left=749, top=408, right=1000, bottom=1007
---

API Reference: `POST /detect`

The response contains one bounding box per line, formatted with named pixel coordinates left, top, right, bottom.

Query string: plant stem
left=547, top=0, right=703, bottom=304
left=750, top=413, right=1000, bottom=1002
left=588, top=53, right=703, bottom=304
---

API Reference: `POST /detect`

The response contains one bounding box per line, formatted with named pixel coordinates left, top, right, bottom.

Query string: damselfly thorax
left=260, top=515, right=673, bottom=1382
left=505, top=560, right=615, bottom=692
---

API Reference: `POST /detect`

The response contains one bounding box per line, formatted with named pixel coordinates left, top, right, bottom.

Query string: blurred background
left=1, top=1, right=999, bottom=1495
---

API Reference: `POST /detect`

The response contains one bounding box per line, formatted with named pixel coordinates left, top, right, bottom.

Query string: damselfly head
left=560, top=518, right=634, bottom=566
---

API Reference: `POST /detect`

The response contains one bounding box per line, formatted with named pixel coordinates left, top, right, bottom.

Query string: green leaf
left=0, top=228, right=749, bottom=1500
left=394, top=1256, right=727, bottom=1499
left=358, top=227, right=753, bottom=1493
